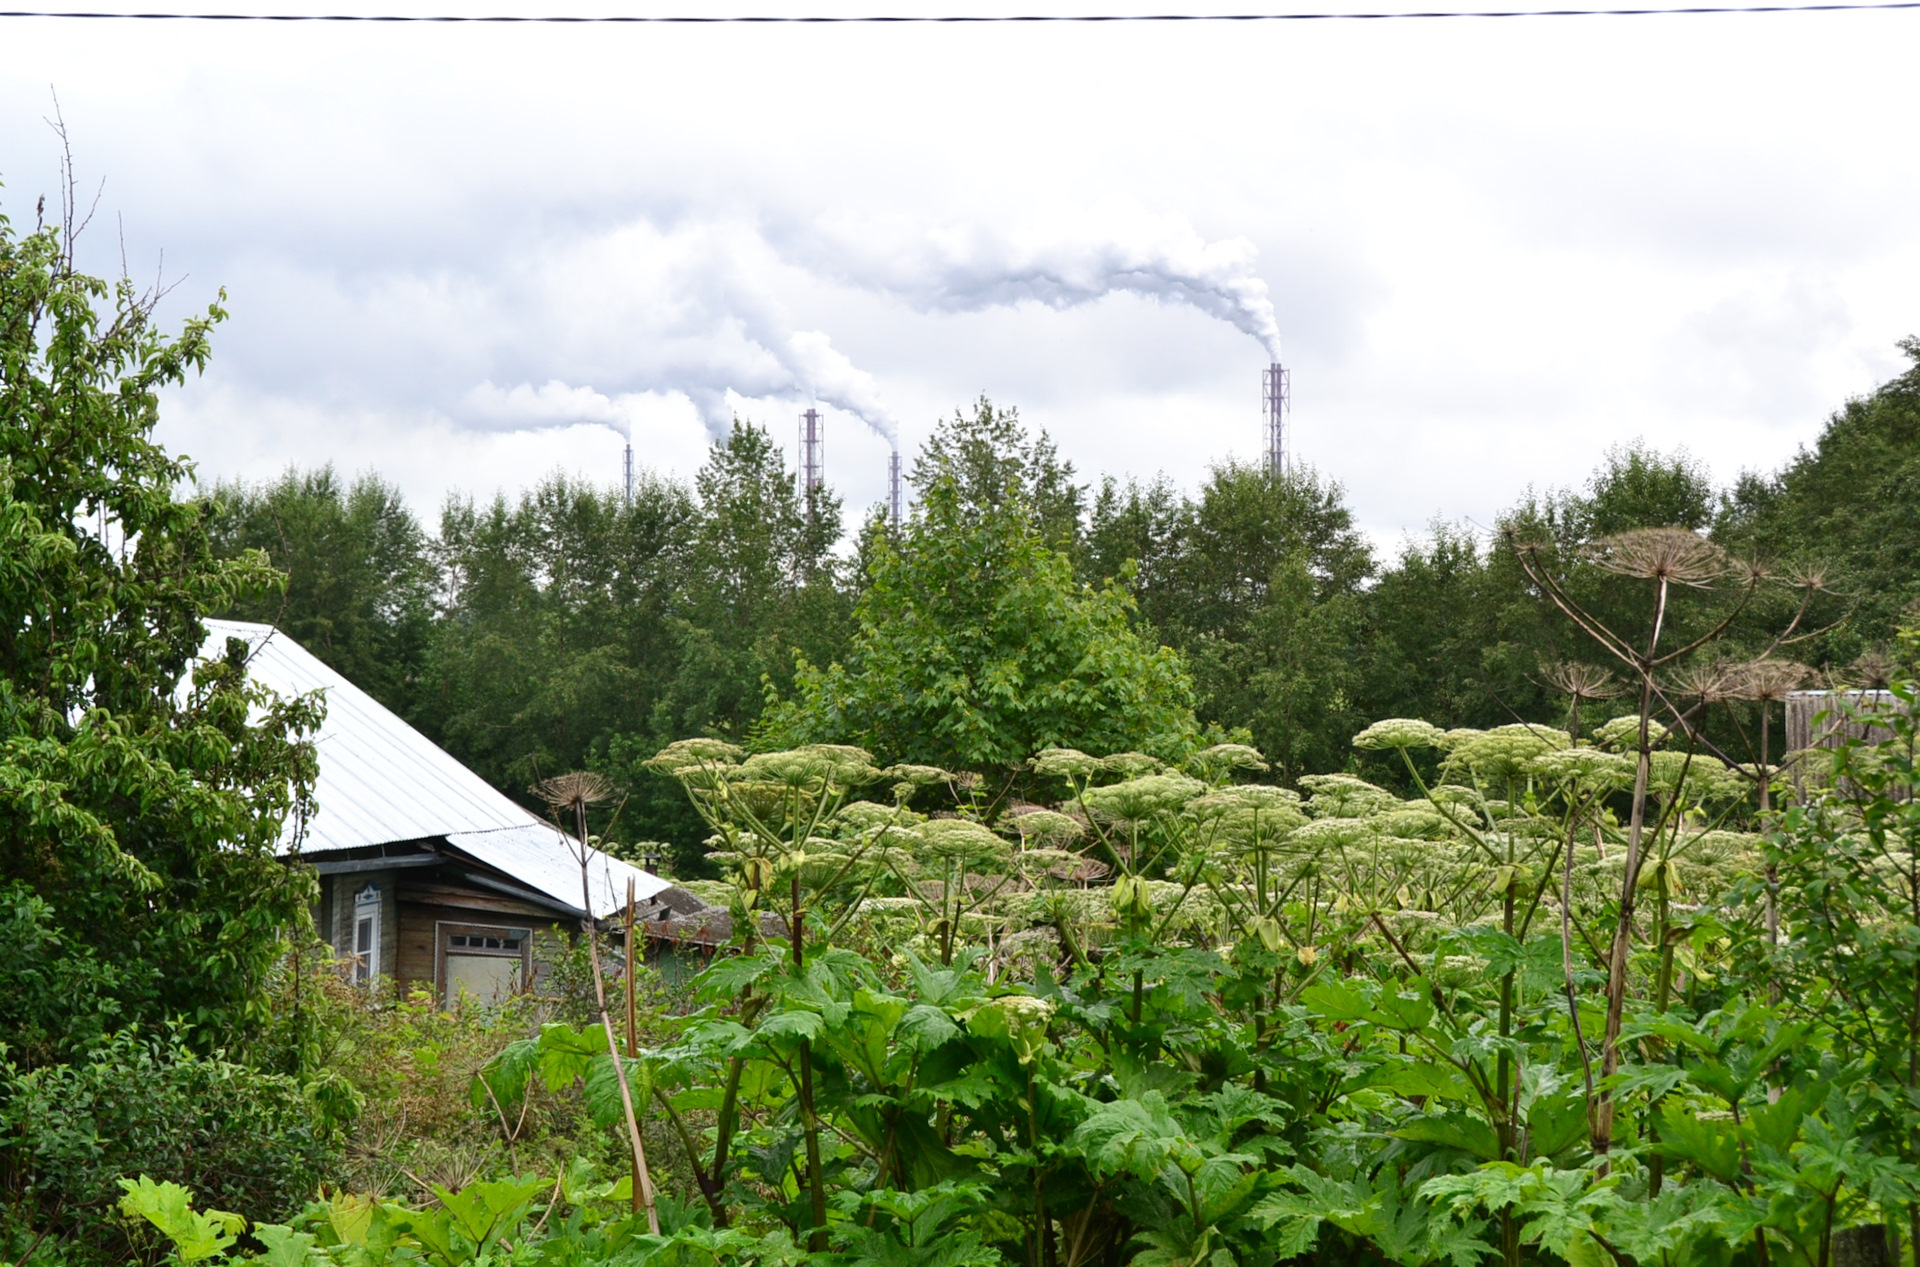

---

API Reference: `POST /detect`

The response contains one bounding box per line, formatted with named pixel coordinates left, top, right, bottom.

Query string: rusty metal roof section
left=202, top=619, right=670, bottom=919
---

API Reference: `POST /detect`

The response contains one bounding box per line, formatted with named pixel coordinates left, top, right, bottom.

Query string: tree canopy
left=191, top=340, right=1920, bottom=860
left=762, top=442, right=1199, bottom=771
left=0, top=202, right=317, bottom=1067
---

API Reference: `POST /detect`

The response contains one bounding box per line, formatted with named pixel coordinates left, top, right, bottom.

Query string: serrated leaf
left=583, top=1052, right=653, bottom=1130
left=1391, top=1112, right=1501, bottom=1162
left=758, top=1008, right=825, bottom=1043
left=897, top=1003, right=962, bottom=1054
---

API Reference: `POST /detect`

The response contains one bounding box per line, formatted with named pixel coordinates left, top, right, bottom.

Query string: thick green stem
left=708, top=1055, right=746, bottom=1223
left=1028, top=1067, right=1048, bottom=1267
left=788, top=870, right=828, bottom=1251
left=798, top=1042, right=828, bottom=1251
left=1648, top=861, right=1674, bottom=1199
left=1596, top=642, right=1662, bottom=1158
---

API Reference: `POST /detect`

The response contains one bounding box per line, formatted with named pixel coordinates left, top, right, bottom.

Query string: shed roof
left=201, top=619, right=669, bottom=918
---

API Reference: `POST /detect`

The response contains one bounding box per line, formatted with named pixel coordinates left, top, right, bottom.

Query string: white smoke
left=465, top=379, right=632, bottom=439
left=449, top=211, right=1276, bottom=460
left=484, top=221, right=901, bottom=449
left=783, top=331, right=898, bottom=448
left=798, top=210, right=1284, bottom=359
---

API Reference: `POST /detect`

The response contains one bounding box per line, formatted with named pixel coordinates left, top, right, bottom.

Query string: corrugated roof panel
left=202, top=620, right=666, bottom=918
left=447, top=823, right=671, bottom=914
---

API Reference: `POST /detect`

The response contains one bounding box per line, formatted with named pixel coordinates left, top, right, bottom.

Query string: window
left=438, top=922, right=532, bottom=1007
left=351, top=884, right=382, bottom=984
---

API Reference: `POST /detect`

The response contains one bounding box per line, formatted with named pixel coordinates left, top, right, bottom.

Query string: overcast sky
left=3, top=2, right=1915, bottom=553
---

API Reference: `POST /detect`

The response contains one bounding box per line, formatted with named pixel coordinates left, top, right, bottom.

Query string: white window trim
left=352, top=883, right=382, bottom=983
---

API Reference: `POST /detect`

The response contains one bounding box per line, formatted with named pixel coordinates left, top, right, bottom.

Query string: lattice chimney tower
left=887, top=451, right=903, bottom=531
left=798, top=407, right=824, bottom=518
left=1263, top=362, right=1290, bottom=478
left=622, top=442, right=634, bottom=507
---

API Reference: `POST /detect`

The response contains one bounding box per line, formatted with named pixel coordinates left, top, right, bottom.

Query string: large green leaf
left=1652, top=1105, right=1741, bottom=1184
left=583, top=1053, right=654, bottom=1130
left=1391, top=1112, right=1501, bottom=1162
left=1526, top=1093, right=1589, bottom=1159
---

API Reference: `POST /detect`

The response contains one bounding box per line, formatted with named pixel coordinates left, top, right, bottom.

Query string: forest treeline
left=208, top=341, right=1920, bottom=867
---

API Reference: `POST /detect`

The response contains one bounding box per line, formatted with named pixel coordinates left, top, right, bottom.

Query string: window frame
left=434, top=919, right=534, bottom=1007
left=351, top=883, right=383, bottom=984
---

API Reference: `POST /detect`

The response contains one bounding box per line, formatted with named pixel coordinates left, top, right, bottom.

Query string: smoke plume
left=800, top=211, right=1284, bottom=359
left=450, top=211, right=1276, bottom=459
left=465, top=380, right=633, bottom=438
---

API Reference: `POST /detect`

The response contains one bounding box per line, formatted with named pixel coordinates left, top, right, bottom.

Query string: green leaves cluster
left=0, top=201, right=320, bottom=1067
left=762, top=467, right=1199, bottom=772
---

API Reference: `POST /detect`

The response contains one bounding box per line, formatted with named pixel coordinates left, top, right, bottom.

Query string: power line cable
left=2, top=2, right=1917, bottom=18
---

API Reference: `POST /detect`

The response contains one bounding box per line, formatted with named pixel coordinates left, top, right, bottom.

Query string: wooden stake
left=625, top=877, right=639, bottom=1056
left=625, top=875, right=640, bottom=1215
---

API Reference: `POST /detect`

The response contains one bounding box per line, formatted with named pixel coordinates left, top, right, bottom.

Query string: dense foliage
left=202, top=348, right=1919, bottom=856
left=0, top=201, right=319, bottom=1068
left=12, top=170, right=1920, bottom=1267
left=760, top=455, right=1200, bottom=771
left=127, top=629, right=1920, bottom=1266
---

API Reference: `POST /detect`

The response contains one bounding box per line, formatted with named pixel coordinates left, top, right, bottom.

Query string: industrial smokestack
left=1263, top=362, right=1290, bottom=478
left=887, top=451, right=903, bottom=531
left=799, top=407, right=824, bottom=520
left=623, top=442, right=634, bottom=506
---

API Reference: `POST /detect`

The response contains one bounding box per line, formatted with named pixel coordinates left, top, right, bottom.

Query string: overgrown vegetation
left=103, top=643, right=1920, bottom=1266
left=201, top=357, right=1916, bottom=856
left=10, top=177, right=1920, bottom=1267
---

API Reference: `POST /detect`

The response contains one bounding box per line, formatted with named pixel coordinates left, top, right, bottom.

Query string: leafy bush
left=0, top=1034, right=337, bottom=1263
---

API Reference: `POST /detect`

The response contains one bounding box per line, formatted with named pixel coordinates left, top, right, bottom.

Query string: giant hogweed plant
left=125, top=650, right=1920, bottom=1267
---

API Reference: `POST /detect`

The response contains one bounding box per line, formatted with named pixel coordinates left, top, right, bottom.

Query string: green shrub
left=0, top=1033, right=337, bottom=1264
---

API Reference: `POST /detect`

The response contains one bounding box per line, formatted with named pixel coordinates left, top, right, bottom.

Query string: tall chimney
left=887, top=451, right=903, bottom=531
left=622, top=442, right=634, bottom=507
left=1263, top=362, right=1290, bottom=478
left=798, top=407, right=824, bottom=520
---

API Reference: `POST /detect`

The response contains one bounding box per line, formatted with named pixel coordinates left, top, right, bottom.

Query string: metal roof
left=202, top=619, right=669, bottom=918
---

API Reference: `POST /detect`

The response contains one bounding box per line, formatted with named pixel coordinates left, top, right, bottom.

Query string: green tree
left=0, top=193, right=318, bottom=1067
left=418, top=472, right=693, bottom=802
left=1187, top=554, right=1367, bottom=782
left=1720, top=336, right=1920, bottom=658
left=762, top=472, right=1198, bottom=773
left=1080, top=473, right=1187, bottom=631
left=1175, top=461, right=1374, bottom=631
left=1354, top=442, right=1742, bottom=749
left=656, top=420, right=850, bottom=741
left=602, top=422, right=856, bottom=872
left=1356, top=523, right=1508, bottom=733
left=1114, top=462, right=1374, bottom=780
left=207, top=465, right=436, bottom=718
left=911, top=396, right=1084, bottom=550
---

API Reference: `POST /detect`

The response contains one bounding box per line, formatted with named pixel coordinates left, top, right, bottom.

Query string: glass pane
left=445, top=954, right=522, bottom=1007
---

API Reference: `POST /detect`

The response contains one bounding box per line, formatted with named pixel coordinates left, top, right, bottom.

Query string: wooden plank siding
left=1785, top=690, right=1911, bottom=802
left=396, top=878, right=574, bottom=1000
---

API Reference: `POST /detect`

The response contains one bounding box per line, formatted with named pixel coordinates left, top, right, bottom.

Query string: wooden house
left=205, top=620, right=716, bottom=1004
left=1784, top=688, right=1911, bottom=801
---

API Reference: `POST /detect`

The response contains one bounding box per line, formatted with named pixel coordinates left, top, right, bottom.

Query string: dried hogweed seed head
left=1586, top=527, right=1730, bottom=588
left=1543, top=662, right=1619, bottom=702
left=1840, top=648, right=1895, bottom=690
left=533, top=770, right=615, bottom=809
left=1785, top=562, right=1832, bottom=593
left=1667, top=659, right=1745, bottom=705
left=1727, top=658, right=1812, bottom=703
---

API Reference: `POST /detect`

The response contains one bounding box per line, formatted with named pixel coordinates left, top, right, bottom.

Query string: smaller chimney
left=798, top=407, right=824, bottom=520
left=1263, top=362, right=1290, bottom=478
left=887, top=450, right=903, bottom=531
left=622, top=442, right=634, bottom=506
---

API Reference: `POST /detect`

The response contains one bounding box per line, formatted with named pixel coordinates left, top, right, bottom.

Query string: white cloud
left=3, top=6, right=1917, bottom=540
